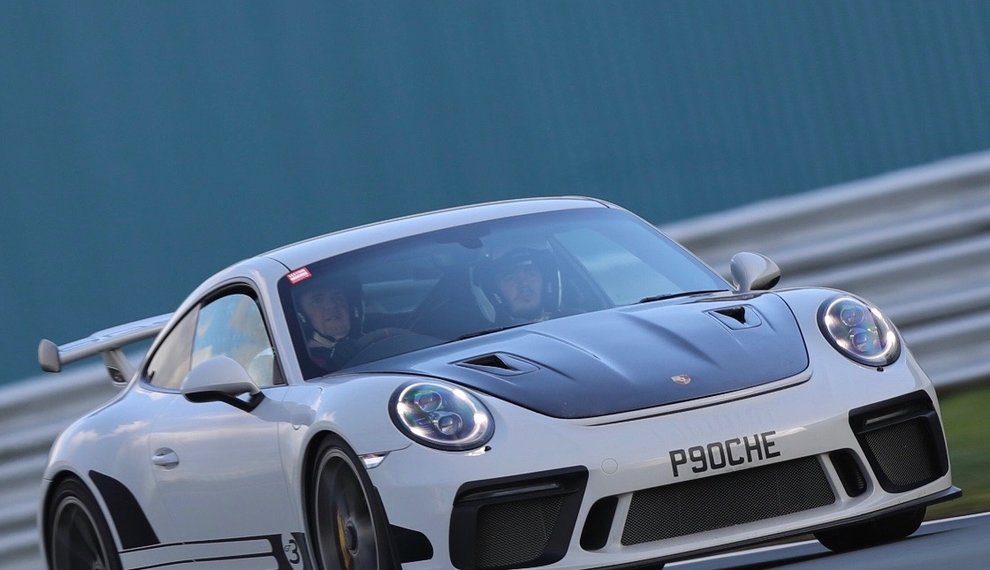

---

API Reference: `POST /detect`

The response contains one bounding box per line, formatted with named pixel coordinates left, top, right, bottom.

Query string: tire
left=814, top=507, right=926, bottom=553
left=308, top=435, right=397, bottom=570
left=47, top=478, right=123, bottom=570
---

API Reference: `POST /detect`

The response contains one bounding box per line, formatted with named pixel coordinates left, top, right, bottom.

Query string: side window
left=191, top=292, right=281, bottom=388
left=146, top=309, right=198, bottom=390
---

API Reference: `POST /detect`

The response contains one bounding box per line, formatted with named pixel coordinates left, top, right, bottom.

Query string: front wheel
left=814, top=507, right=926, bottom=552
left=308, top=435, right=396, bottom=570
left=47, top=478, right=123, bottom=570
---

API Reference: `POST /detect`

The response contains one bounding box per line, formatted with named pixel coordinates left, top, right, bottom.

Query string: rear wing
left=38, top=313, right=173, bottom=385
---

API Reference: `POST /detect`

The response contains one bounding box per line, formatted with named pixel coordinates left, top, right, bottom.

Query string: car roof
left=262, top=196, right=612, bottom=271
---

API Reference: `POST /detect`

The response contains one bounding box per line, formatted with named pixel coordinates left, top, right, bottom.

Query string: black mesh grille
left=861, top=418, right=938, bottom=488
left=475, top=495, right=564, bottom=569
left=849, top=391, right=949, bottom=494
left=450, top=467, right=588, bottom=570
left=621, top=456, right=835, bottom=545
left=829, top=449, right=867, bottom=497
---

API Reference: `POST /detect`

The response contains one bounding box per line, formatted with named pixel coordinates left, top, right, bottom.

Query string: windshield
left=279, top=207, right=728, bottom=379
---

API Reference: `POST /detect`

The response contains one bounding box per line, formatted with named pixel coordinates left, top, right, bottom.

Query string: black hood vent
left=456, top=353, right=539, bottom=376
left=709, top=305, right=763, bottom=330
left=718, top=306, right=747, bottom=323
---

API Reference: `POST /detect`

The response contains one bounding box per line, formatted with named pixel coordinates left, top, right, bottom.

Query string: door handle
left=152, top=448, right=179, bottom=469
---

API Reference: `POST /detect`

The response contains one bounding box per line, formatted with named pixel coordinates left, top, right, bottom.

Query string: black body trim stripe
left=133, top=552, right=272, bottom=570
left=123, top=533, right=313, bottom=570
left=89, top=470, right=160, bottom=549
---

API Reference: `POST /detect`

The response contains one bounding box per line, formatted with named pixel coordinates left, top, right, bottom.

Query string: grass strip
left=927, top=383, right=990, bottom=519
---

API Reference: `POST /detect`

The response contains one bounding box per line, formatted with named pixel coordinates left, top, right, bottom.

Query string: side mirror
left=730, top=252, right=781, bottom=293
left=182, top=355, right=264, bottom=411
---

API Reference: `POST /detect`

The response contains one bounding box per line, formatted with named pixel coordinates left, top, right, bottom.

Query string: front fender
left=278, top=374, right=418, bottom=529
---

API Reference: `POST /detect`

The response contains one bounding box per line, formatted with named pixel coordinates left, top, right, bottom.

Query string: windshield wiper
left=456, top=323, right=529, bottom=341
left=638, top=289, right=726, bottom=304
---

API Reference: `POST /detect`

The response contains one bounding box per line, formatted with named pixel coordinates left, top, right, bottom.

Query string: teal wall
left=3, top=1, right=990, bottom=384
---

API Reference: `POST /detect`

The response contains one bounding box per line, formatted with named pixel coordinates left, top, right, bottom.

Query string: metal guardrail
left=663, top=150, right=990, bottom=393
left=0, top=365, right=118, bottom=570
left=2, top=151, right=988, bottom=568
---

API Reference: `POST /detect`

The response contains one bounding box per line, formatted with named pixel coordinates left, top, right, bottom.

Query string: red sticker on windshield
left=287, top=267, right=312, bottom=284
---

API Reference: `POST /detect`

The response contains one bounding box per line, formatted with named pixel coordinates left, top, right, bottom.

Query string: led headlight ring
left=818, top=295, right=900, bottom=368
left=389, top=381, right=494, bottom=451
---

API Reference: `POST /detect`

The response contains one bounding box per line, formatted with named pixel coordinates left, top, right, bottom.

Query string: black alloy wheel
left=47, top=479, right=122, bottom=570
left=309, top=435, right=396, bottom=570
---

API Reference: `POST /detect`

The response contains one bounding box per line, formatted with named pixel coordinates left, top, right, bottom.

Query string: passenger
left=294, top=275, right=362, bottom=372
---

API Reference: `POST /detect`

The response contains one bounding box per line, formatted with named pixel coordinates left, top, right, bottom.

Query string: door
left=148, top=291, right=296, bottom=545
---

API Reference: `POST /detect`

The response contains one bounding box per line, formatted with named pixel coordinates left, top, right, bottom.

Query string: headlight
left=818, top=296, right=900, bottom=367
left=390, top=381, right=494, bottom=451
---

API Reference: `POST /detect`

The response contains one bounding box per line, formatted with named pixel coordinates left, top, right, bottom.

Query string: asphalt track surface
left=668, top=512, right=990, bottom=570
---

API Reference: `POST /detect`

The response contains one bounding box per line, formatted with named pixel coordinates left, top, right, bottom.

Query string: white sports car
left=38, top=197, right=958, bottom=570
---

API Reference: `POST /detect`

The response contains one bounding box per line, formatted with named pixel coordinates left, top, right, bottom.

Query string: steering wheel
left=343, top=328, right=418, bottom=367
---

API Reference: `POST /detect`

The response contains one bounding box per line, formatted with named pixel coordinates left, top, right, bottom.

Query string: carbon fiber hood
left=357, top=293, right=809, bottom=418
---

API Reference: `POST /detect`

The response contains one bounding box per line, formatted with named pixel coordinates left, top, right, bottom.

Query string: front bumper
left=368, top=353, right=954, bottom=569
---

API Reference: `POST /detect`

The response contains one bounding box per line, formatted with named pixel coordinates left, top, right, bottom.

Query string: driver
left=294, top=275, right=362, bottom=372
left=484, top=247, right=559, bottom=324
